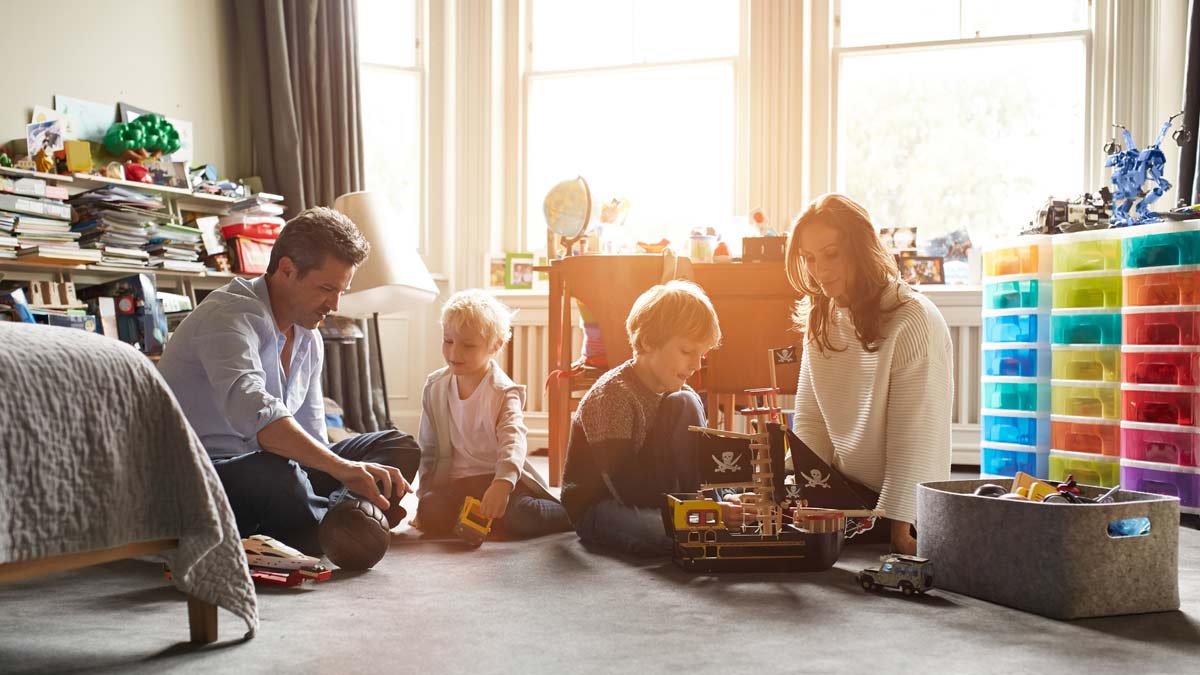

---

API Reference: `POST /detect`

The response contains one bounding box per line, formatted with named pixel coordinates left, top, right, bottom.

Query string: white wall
left=0, top=0, right=248, bottom=179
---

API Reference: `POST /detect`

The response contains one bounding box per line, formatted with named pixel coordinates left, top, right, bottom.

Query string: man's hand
left=332, top=460, right=411, bottom=512
left=719, top=492, right=760, bottom=524
left=890, top=520, right=917, bottom=555
left=479, top=480, right=514, bottom=520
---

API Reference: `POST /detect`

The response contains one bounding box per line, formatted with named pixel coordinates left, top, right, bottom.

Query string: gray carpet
left=2, top=519, right=1198, bottom=674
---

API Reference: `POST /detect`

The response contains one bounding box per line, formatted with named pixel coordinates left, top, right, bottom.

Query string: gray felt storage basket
left=917, top=478, right=1179, bottom=620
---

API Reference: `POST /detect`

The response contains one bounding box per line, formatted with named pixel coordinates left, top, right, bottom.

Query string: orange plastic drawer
left=1050, top=415, right=1120, bottom=456
left=983, top=237, right=1050, bottom=277
left=1122, top=266, right=1200, bottom=307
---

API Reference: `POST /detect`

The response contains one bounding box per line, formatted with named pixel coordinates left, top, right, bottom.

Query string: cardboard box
left=917, top=478, right=1179, bottom=620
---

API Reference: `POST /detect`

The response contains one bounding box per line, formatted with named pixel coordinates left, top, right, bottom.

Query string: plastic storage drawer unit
left=1123, top=266, right=1200, bottom=307
left=1049, top=449, right=1120, bottom=487
left=1051, top=415, right=1120, bottom=456
left=980, top=442, right=1048, bottom=479
left=1053, top=230, right=1123, bottom=273
left=1120, top=460, right=1200, bottom=513
left=1121, top=384, right=1200, bottom=426
left=1051, top=272, right=1123, bottom=310
left=982, top=343, right=1050, bottom=378
left=983, top=236, right=1051, bottom=277
left=1121, top=346, right=1200, bottom=386
left=1051, top=309, right=1122, bottom=345
left=1051, top=345, right=1120, bottom=382
left=984, top=309, right=1051, bottom=344
left=982, top=377, right=1050, bottom=413
left=981, top=410, right=1051, bottom=447
left=984, top=276, right=1048, bottom=311
left=1120, top=421, right=1200, bottom=467
left=1122, top=306, right=1200, bottom=346
left=1122, top=222, right=1200, bottom=269
left=1051, top=380, right=1120, bottom=419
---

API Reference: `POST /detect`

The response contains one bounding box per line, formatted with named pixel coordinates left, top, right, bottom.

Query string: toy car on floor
left=453, top=496, right=493, bottom=547
left=857, top=554, right=933, bottom=596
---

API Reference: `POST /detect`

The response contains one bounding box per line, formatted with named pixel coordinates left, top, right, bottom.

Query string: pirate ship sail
left=663, top=386, right=882, bottom=572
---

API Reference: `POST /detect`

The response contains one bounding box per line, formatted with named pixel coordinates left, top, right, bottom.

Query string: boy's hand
left=480, top=480, right=514, bottom=519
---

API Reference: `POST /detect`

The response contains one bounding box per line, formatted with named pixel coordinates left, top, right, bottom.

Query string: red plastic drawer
left=1122, top=307, right=1200, bottom=346
left=1121, top=384, right=1200, bottom=426
left=1121, top=347, right=1200, bottom=386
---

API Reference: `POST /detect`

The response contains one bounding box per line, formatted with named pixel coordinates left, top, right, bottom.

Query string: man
left=160, top=207, right=419, bottom=555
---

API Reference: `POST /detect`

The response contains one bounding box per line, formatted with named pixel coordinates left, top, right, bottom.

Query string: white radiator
left=496, top=288, right=983, bottom=465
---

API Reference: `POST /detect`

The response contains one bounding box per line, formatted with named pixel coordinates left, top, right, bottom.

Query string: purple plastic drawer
left=1120, top=461, right=1200, bottom=510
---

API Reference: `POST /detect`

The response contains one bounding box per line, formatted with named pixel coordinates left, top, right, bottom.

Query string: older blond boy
left=560, top=280, right=723, bottom=556
left=416, top=290, right=569, bottom=538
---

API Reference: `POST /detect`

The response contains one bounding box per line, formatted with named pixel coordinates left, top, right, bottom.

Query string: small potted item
left=857, top=553, right=934, bottom=596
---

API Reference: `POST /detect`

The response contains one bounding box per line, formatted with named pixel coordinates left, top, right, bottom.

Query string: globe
left=543, top=176, right=591, bottom=242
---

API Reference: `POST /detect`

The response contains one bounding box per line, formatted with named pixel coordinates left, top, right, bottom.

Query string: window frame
left=516, top=0, right=750, bottom=254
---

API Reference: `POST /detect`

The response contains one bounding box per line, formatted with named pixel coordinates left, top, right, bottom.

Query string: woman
left=784, top=193, right=952, bottom=554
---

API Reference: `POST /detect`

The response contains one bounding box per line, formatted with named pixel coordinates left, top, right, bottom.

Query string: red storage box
left=221, top=220, right=283, bottom=241
left=1121, top=383, right=1200, bottom=426
left=227, top=236, right=274, bottom=275
left=1121, top=346, right=1200, bottom=386
left=1122, top=306, right=1200, bottom=346
left=1121, top=421, right=1200, bottom=467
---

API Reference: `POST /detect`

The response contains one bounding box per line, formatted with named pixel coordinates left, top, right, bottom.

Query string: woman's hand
left=890, top=520, right=917, bottom=555
left=480, top=480, right=514, bottom=520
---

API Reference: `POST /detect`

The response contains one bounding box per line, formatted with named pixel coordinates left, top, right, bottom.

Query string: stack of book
left=1, top=188, right=99, bottom=265
left=0, top=212, right=15, bottom=259
left=145, top=221, right=205, bottom=272
left=71, top=186, right=195, bottom=270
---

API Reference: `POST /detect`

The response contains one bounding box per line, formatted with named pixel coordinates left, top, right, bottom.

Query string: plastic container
left=983, top=308, right=1051, bottom=344
left=1121, top=346, right=1200, bottom=386
left=982, top=343, right=1050, bottom=378
left=1122, top=265, right=1200, bottom=307
left=1120, top=460, right=1200, bottom=513
left=981, top=409, right=1051, bottom=448
left=983, top=275, right=1049, bottom=311
left=1052, top=228, right=1124, bottom=273
left=1122, top=221, right=1200, bottom=269
left=980, top=442, right=1048, bottom=479
left=219, top=215, right=285, bottom=240
left=982, top=377, right=1050, bottom=413
left=1048, top=449, right=1120, bottom=487
left=1050, top=271, right=1123, bottom=309
left=1051, top=345, right=1120, bottom=382
left=982, top=235, right=1051, bottom=278
left=918, top=478, right=1180, bottom=619
left=1050, top=309, right=1122, bottom=345
left=1120, top=421, right=1200, bottom=467
left=1050, top=414, right=1120, bottom=456
left=1051, top=380, right=1120, bottom=419
left=1122, top=306, right=1200, bottom=346
left=1120, top=383, right=1200, bottom=426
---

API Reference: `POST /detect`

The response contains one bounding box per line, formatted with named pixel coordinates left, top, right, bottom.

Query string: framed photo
left=142, top=159, right=189, bottom=189
left=505, top=252, right=535, bottom=290
left=488, top=254, right=507, bottom=288
left=899, top=256, right=945, bottom=286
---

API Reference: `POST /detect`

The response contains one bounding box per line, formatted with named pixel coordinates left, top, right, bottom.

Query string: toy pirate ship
left=663, top=386, right=882, bottom=572
left=241, top=534, right=332, bottom=586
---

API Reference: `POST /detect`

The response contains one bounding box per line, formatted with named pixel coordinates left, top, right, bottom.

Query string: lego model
left=857, top=554, right=934, bottom=596
left=453, top=496, right=494, bottom=547
left=663, top=386, right=882, bottom=572
left=242, top=534, right=331, bottom=586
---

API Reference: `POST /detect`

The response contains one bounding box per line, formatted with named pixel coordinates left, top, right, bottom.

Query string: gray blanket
left=0, top=322, right=258, bottom=636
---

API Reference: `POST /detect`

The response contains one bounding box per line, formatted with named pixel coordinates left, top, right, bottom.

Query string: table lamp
left=332, top=190, right=439, bottom=426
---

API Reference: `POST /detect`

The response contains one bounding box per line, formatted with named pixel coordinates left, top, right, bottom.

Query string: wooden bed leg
left=187, top=594, right=218, bottom=644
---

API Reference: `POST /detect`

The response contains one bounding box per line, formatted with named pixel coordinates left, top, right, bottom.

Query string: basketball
left=317, top=498, right=390, bottom=570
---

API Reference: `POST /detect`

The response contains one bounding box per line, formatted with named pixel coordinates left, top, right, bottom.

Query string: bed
left=0, top=322, right=258, bottom=642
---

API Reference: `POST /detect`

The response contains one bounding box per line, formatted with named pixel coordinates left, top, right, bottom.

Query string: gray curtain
left=321, top=319, right=383, bottom=433
left=234, top=0, right=364, bottom=210
left=1180, top=0, right=1200, bottom=206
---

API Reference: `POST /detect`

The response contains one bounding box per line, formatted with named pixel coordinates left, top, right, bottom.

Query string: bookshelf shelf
left=0, top=166, right=74, bottom=183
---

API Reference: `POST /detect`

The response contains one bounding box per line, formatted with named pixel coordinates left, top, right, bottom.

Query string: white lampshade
left=332, top=190, right=439, bottom=317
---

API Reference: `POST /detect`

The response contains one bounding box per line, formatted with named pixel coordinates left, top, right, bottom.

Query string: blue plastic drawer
left=981, top=443, right=1048, bottom=479
left=983, top=310, right=1050, bottom=344
left=982, top=377, right=1050, bottom=413
left=984, top=277, right=1047, bottom=311
left=1123, top=225, right=1200, bottom=269
left=982, top=344, right=1050, bottom=378
left=1050, top=310, right=1122, bottom=345
left=981, top=411, right=1050, bottom=447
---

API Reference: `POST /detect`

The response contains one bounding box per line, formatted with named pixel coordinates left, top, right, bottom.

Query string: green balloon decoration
left=103, top=113, right=182, bottom=157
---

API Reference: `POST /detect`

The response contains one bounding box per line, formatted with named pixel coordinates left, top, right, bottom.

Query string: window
left=358, top=0, right=422, bottom=250
left=834, top=0, right=1089, bottom=246
left=524, top=0, right=742, bottom=253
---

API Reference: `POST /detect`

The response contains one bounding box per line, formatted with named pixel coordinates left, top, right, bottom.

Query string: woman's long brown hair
left=784, top=193, right=905, bottom=354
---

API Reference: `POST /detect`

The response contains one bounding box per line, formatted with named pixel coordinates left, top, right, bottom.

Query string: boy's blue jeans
left=576, top=390, right=704, bottom=557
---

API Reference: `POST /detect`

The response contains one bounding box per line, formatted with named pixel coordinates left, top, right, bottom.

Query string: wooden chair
left=546, top=254, right=693, bottom=485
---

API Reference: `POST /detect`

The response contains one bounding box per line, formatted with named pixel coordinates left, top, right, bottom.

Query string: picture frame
left=487, top=254, right=507, bottom=289
left=899, top=256, right=945, bottom=286
left=505, top=252, right=535, bottom=290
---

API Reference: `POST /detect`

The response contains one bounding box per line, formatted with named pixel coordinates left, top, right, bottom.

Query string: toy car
left=453, top=496, right=493, bottom=547
left=857, top=554, right=933, bottom=596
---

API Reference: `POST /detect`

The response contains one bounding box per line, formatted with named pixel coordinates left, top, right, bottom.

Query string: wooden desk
left=692, top=262, right=803, bottom=428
